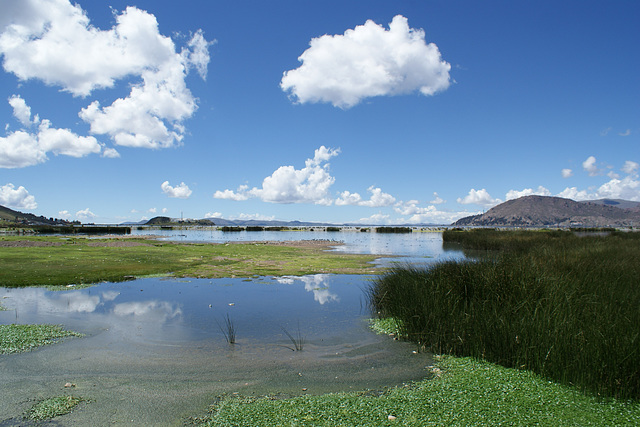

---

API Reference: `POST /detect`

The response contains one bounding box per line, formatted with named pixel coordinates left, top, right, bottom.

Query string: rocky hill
left=453, top=196, right=640, bottom=227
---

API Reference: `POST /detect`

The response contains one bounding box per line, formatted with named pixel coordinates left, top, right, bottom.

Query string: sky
left=0, top=0, right=638, bottom=225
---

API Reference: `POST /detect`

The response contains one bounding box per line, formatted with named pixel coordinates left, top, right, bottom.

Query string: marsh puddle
left=0, top=275, right=432, bottom=425
left=0, top=232, right=466, bottom=424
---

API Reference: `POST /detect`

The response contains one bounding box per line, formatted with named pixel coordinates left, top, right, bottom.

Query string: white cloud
left=393, top=200, right=468, bottom=224
left=0, top=1, right=211, bottom=151
left=161, top=181, right=192, bottom=199
left=8, top=95, right=37, bottom=126
left=619, top=129, right=631, bottom=137
left=457, top=188, right=501, bottom=207
left=0, top=183, right=37, bottom=209
left=233, top=213, right=276, bottom=221
left=583, top=155, right=600, bottom=176
left=58, top=210, right=71, bottom=220
left=213, top=146, right=340, bottom=205
left=356, top=213, right=392, bottom=225
left=561, top=168, right=573, bottom=178
left=213, top=187, right=250, bottom=201
left=335, top=186, right=396, bottom=207
left=76, top=208, right=96, bottom=220
left=429, top=192, right=445, bottom=204
left=204, top=212, right=222, bottom=219
left=281, top=15, right=451, bottom=108
left=1, top=96, right=102, bottom=168
left=622, top=161, right=639, bottom=175
left=102, top=147, right=120, bottom=158
left=505, top=186, right=551, bottom=201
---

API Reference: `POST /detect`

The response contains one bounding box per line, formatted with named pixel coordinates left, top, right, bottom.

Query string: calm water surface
left=0, top=231, right=464, bottom=425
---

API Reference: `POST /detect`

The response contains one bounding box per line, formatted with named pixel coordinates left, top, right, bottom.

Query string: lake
left=0, top=230, right=465, bottom=425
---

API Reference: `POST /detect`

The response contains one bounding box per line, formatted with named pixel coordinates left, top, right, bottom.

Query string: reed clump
left=368, top=229, right=640, bottom=399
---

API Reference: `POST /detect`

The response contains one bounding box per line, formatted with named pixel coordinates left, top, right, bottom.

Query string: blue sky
left=0, top=0, right=638, bottom=225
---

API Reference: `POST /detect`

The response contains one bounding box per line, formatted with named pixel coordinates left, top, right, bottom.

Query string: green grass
left=0, top=324, right=83, bottom=354
left=0, top=236, right=380, bottom=287
left=368, top=230, right=640, bottom=399
left=188, top=356, right=640, bottom=426
left=25, top=395, right=84, bottom=421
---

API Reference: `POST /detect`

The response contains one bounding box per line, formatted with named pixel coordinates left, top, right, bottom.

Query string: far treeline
left=368, top=229, right=640, bottom=400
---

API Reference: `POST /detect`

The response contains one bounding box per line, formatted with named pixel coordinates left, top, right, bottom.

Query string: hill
left=0, top=204, right=76, bottom=226
left=453, top=196, right=640, bottom=227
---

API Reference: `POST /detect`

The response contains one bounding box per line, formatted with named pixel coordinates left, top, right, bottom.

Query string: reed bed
left=368, top=229, right=640, bottom=399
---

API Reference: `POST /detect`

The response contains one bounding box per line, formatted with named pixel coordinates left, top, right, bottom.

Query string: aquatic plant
left=281, top=323, right=305, bottom=351
left=217, top=314, right=236, bottom=344
left=369, top=230, right=640, bottom=399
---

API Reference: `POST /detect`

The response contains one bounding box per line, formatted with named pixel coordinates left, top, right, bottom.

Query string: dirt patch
left=0, top=240, right=63, bottom=247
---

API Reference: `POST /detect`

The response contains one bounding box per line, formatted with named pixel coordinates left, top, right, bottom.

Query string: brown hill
left=453, top=196, right=640, bottom=227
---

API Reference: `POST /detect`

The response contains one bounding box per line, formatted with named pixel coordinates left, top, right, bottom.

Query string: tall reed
left=368, top=230, right=640, bottom=399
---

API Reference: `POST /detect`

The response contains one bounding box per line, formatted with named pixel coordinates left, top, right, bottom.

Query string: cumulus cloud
left=58, top=210, right=71, bottom=220
left=1, top=95, right=104, bottom=168
left=583, top=156, right=600, bottom=176
left=561, top=168, right=573, bottom=178
left=505, top=186, right=551, bottom=201
left=214, top=146, right=340, bottom=205
left=0, top=183, right=37, bottom=209
left=161, top=181, right=192, bottom=199
left=204, top=212, right=222, bottom=219
left=335, top=186, right=396, bottom=207
left=394, top=200, right=468, bottom=224
left=557, top=159, right=640, bottom=201
left=281, top=15, right=451, bottom=108
left=429, top=192, right=445, bottom=204
left=457, top=188, right=502, bottom=207
left=0, top=1, right=211, bottom=152
left=76, top=208, right=96, bottom=221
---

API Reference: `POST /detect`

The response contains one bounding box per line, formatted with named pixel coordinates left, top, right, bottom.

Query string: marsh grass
left=217, top=314, right=236, bottom=344
left=280, top=322, right=305, bottom=351
left=368, top=230, right=640, bottom=399
left=0, top=236, right=379, bottom=287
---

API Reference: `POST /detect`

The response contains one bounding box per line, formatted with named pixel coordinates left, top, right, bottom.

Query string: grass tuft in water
left=217, top=314, right=236, bottom=344
left=281, top=322, right=305, bottom=351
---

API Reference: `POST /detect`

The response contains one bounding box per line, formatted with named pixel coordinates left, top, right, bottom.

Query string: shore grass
left=0, top=324, right=83, bottom=354
left=368, top=229, right=640, bottom=399
left=189, top=355, right=640, bottom=426
left=0, top=236, right=380, bottom=287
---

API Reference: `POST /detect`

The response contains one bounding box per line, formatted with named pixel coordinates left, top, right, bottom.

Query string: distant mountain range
left=453, top=196, right=640, bottom=227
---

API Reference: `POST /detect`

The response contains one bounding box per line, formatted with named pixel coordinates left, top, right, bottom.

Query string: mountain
left=453, top=196, right=640, bottom=227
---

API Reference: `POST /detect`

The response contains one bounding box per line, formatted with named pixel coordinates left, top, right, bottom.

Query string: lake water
left=0, top=231, right=464, bottom=425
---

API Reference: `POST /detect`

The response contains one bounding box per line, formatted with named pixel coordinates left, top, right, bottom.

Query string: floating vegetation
left=0, top=324, right=83, bottom=354
left=25, top=395, right=85, bottom=421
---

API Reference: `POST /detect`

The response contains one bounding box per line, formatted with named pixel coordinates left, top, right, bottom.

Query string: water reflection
left=276, top=274, right=339, bottom=305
